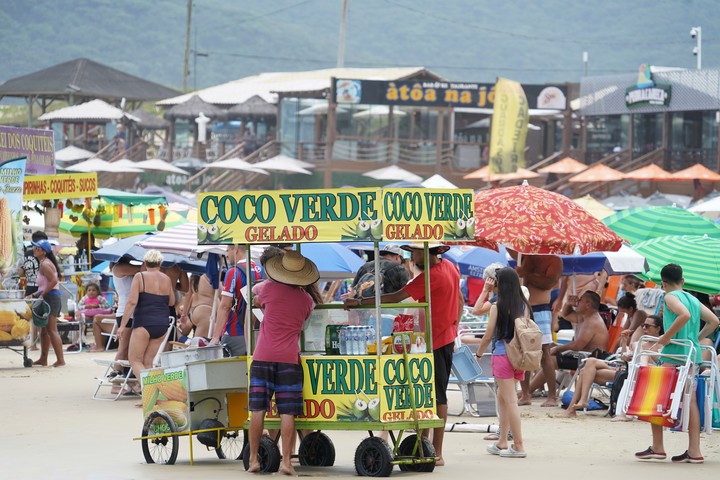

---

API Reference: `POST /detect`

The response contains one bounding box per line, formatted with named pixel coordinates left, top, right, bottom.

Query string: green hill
left=1, top=0, right=718, bottom=92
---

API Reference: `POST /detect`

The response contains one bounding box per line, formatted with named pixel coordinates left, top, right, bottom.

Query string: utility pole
left=183, top=0, right=193, bottom=91
left=690, top=26, right=702, bottom=69
left=337, top=0, right=348, bottom=68
left=582, top=51, right=589, bottom=77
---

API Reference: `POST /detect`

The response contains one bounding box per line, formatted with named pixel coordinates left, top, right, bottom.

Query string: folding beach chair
left=620, top=336, right=695, bottom=430
left=697, top=345, right=718, bottom=434
left=92, top=317, right=175, bottom=401
left=448, top=329, right=497, bottom=418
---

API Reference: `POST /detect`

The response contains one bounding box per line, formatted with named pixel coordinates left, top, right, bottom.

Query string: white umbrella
left=352, top=105, right=407, bottom=118
left=135, top=159, right=191, bottom=175
left=138, top=222, right=226, bottom=257
left=113, top=158, right=146, bottom=172
left=422, top=174, right=458, bottom=189
left=54, top=145, right=95, bottom=162
left=205, top=158, right=269, bottom=174
left=688, top=195, right=720, bottom=220
left=253, top=154, right=314, bottom=175
left=363, top=165, right=423, bottom=183
left=297, top=103, right=348, bottom=116
left=64, top=157, right=143, bottom=173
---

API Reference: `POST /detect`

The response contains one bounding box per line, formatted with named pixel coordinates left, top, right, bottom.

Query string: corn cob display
left=157, top=380, right=188, bottom=402
left=0, top=198, right=13, bottom=269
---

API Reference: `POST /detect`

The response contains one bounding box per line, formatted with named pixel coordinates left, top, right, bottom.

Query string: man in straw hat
left=344, top=242, right=463, bottom=466
left=247, top=251, right=320, bottom=476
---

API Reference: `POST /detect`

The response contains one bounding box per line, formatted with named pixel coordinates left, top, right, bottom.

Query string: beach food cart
left=187, top=187, right=472, bottom=476
left=0, top=294, right=34, bottom=367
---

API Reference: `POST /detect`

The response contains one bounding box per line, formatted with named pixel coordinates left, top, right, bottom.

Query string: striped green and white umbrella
left=603, top=206, right=720, bottom=245
left=632, top=235, right=720, bottom=295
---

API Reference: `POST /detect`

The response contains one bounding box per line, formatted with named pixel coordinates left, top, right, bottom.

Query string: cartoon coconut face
left=356, top=218, right=371, bottom=238
left=367, top=398, right=381, bottom=421
left=370, top=219, right=383, bottom=239
left=207, top=224, right=221, bottom=242
left=454, top=218, right=466, bottom=238
left=465, top=217, right=475, bottom=238
left=197, top=224, right=208, bottom=242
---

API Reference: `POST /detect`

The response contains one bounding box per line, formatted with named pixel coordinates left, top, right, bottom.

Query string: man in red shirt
left=344, top=242, right=463, bottom=466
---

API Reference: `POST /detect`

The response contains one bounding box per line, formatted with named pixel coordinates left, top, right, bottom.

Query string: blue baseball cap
left=32, top=240, right=53, bottom=253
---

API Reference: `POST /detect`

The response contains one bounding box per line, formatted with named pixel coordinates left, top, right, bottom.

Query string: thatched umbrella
left=129, top=109, right=169, bottom=130
left=163, top=95, right=225, bottom=161
left=227, top=95, right=276, bottom=117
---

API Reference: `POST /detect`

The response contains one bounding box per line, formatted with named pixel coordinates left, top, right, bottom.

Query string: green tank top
left=661, top=290, right=701, bottom=364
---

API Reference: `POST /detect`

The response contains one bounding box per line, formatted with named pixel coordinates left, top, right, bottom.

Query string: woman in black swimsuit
left=117, top=250, right=174, bottom=377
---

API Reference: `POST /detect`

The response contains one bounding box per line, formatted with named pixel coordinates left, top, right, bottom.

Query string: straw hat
left=400, top=242, right=450, bottom=254
left=264, top=251, right=319, bottom=286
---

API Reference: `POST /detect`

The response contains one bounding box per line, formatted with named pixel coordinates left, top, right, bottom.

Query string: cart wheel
left=299, top=431, right=336, bottom=466
left=215, top=429, right=243, bottom=460
left=242, top=435, right=281, bottom=473
left=141, top=411, right=179, bottom=465
left=354, top=437, right=394, bottom=477
left=397, top=434, right=436, bottom=472
left=23, top=358, right=33, bottom=368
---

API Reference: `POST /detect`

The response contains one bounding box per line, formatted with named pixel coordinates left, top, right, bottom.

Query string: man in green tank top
left=635, top=264, right=718, bottom=464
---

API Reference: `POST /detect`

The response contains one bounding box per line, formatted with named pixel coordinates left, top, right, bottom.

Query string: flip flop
left=483, top=433, right=499, bottom=441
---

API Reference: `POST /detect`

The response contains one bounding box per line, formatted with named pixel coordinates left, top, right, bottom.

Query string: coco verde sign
left=625, top=64, right=671, bottom=108
left=197, top=188, right=474, bottom=244
left=262, top=355, right=438, bottom=423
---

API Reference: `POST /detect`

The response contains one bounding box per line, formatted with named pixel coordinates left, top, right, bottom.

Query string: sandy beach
left=3, top=347, right=720, bottom=480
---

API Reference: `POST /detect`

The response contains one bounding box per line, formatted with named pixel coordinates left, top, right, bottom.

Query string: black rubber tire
left=299, top=431, right=336, bottom=466
left=141, top=411, right=179, bottom=465
left=354, top=437, right=394, bottom=477
left=242, top=435, right=281, bottom=472
left=397, top=434, right=436, bottom=472
left=215, top=429, right=243, bottom=460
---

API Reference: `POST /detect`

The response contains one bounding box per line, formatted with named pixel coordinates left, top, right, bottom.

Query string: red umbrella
left=472, top=182, right=624, bottom=254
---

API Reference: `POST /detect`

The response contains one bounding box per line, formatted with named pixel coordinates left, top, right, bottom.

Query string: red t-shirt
left=253, top=280, right=315, bottom=364
left=403, top=259, right=460, bottom=350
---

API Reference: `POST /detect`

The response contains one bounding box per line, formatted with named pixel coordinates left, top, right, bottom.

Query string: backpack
left=354, top=260, right=396, bottom=299
left=505, top=315, right=542, bottom=371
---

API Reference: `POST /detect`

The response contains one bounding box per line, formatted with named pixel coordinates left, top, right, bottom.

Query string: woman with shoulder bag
left=474, top=267, right=530, bottom=458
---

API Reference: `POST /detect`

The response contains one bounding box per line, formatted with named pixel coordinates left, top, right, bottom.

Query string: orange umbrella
left=670, top=163, right=720, bottom=181
left=463, top=165, right=539, bottom=181
left=623, top=163, right=673, bottom=181
left=537, top=156, right=586, bottom=174
left=568, top=164, right=625, bottom=182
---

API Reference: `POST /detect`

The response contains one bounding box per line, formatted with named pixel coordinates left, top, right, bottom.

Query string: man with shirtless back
left=514, top=253, right=564, bottom=407
left=551, top=291, right=609, bottom=358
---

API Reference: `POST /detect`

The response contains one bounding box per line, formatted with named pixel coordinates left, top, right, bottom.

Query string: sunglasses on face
left=641, top=323, right=658, bottom=329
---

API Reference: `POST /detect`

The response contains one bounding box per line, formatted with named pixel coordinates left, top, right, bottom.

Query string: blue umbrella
left=457, top=246, right=509, bottom=278
left=93, top=233, right=207, bottom=274
left=298, top=243, right=365, bottom=279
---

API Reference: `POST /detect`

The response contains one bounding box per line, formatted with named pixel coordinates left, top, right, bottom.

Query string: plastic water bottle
left=366, top=326, right=376, bottom=354
left=339, top=327, right=347, bottom=355
left=351, top=327, right=360, bottom=356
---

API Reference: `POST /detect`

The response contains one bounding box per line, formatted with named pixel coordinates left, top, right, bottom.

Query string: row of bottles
left=338, top=326, right=376, bottom=355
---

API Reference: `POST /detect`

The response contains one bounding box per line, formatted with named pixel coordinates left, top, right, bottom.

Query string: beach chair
left=448, top=330, right=497, bottom=417
left=620, top=336, right=695, bottom=430
left=92, top=317, right=175, bottom=401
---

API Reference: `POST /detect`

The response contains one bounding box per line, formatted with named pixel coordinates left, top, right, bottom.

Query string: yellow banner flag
left=489, top=78, right=529, bottom=174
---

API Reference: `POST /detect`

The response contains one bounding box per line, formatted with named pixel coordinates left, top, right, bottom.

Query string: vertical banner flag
left=0, top=157, right=27, bottom=278
left=489, top=78, right=529, bottom=174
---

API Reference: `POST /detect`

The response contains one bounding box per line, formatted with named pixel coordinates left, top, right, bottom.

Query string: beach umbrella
left=558, top=245, right=648, bottom=276
left=138, top=222, right=225, bottom=257
left=644, top=192, right=692, bottom=208
left=602, top=194, right=648, bottom=211
left=135, top=159, right=191, bottom=175
left=623, top=164, right=673, bottom=181
left=537, top=157, right=586, bottom=175
left=463, top=166, right=539, bottom=181
left=572, top=195, right=615, bottom=220
left=63, top=157, right=143, bottom=173
left=670, top=163, right=720, bottom=182
left=204, top=158, right=269, bottom=174
left=252, top=154, right=314, bottom=175
left=632, top=235, right=720, bottom=295
left=298, top=243, right=364, bottom=279
left=567, top=164, right=624, bottom=183
left=688, top=195, right=720, bottom=220
left=602, top=206, right=720, bottom=245
left=422, top=174, right=457, bottom=189
left=363, top=165, right=423, bottom=183
left=54, top=145, right=95, bottom=162
left=456, top=246, right=509, bottom=278
left=93, top=233, right=206, bottom=273
left=472, top=181, right=623, bottom=255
